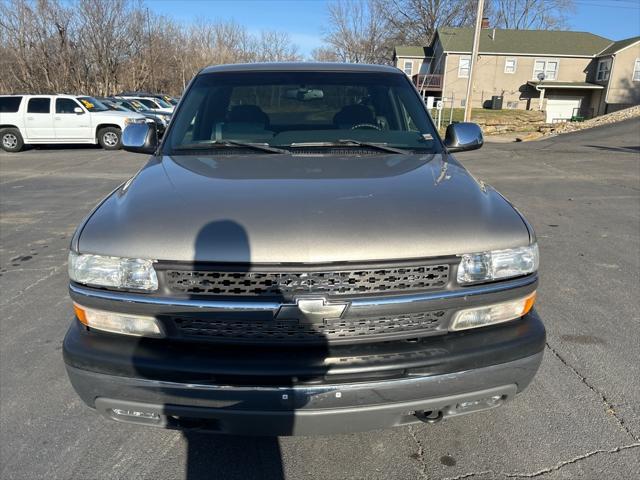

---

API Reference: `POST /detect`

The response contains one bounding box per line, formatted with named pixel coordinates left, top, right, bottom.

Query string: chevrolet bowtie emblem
left=275, top=298, right=348, bottom=324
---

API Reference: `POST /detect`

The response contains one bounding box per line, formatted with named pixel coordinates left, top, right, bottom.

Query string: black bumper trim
left=63, top=310, right=545, bottom=385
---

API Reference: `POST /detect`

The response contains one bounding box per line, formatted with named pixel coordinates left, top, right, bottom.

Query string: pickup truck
left=63, top=63, right=544, bottom=436
left=0, top=94, right=147, bottom=152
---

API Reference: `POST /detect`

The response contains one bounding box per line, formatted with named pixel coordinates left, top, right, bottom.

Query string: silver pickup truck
left=63, top=63, right=544, bottom=436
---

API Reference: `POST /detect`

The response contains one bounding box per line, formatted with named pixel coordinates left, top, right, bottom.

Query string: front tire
left=97, top=127, right=122, bottom=150
left=1, top=128, right=24, bottom=152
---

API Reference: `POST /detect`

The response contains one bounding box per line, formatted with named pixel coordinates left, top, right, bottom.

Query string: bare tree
left=319, top=0, right=481, bottom=63
left=0, top=0, right=302, bottom=95
left=0, top=0, right=79, bottom=93
left=381, top=0, right=477, bottom=46
left=310, top=47, right=341, bottom=62
left=75, top=0, right=136, bottom=95
left=255, top=31, right=302, bottom=62
left=323, top=0, right=392, bottom=64
left=490, top=0, right=575, bottom=30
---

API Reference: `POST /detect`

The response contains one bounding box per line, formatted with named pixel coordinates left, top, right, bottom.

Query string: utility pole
left=464, top=0, right=485, bottom=122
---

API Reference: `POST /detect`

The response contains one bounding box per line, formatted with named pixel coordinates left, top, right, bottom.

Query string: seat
left=227, top=105, right=270, bottom=129
left=333, top=104, right=376, bottom=129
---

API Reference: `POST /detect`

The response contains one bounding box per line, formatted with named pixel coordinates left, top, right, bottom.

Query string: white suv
left=0, top=95, right=147, bottom=152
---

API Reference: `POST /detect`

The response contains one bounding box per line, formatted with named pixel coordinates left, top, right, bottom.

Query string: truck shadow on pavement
left=131, top=220, right=330, bottom=479
left=181, top=433, right=286, bottom=479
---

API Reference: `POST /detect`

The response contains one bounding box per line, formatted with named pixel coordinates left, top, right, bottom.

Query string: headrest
left=333, top=104, right=375, bottom=128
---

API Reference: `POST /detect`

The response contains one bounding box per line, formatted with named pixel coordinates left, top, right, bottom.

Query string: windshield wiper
left=172, top=140, right=289, bottom=154
left=288, top=140, right=411, bottom=154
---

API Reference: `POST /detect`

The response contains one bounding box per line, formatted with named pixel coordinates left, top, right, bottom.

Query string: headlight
left=68, top=252, right=158, bottom=291
left=74, top=304, right=164, bottom=337
left=457, top=244, right=539, bottom=284
left=124, top=117, right=145, bottom=125
left=450, top=292, right=536, bottom=331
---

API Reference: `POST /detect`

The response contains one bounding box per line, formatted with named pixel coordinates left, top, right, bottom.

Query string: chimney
left=481, top=17, right=490, bottom=29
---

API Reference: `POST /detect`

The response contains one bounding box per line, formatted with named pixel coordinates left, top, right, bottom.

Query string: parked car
left=98, top=97, right=170, bottom=137
left=117, top=91, right=178, bottom=106
left=0, top=94, right=147, bottom=152
left=115, top=94, right=174, bottom=113
left=64, top=63, right=544, bottom=436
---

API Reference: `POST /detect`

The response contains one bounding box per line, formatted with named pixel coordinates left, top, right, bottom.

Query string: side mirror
left=444, top=122, right=483, bottom=152
left=122, top=122, right=158, bottom=154
left=74, top=107, right=84, bottom=114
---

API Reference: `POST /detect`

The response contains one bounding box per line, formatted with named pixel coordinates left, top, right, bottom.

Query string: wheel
left=97, top=127, right=122, bottom=150
left=0, top=128, right=24, bottom=152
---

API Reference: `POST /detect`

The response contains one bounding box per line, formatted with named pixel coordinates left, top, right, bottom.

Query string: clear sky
left=150, top=0, right=640, bottom=56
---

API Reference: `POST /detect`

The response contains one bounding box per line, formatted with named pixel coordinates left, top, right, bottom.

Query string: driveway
left=1, top=120, right=639, bottom=479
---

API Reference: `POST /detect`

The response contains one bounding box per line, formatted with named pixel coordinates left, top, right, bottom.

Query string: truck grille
left=170, top=310, right=448, bottom=344
left=163, top=264, right=450, bottom=298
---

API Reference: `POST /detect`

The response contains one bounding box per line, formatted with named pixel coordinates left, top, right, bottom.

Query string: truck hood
left=77, top=153, right=531, bottom=263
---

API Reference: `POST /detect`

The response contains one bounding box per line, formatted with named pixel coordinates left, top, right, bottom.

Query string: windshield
left=77, top=97, right=109, bottom=112
left=101, top=100, right=129, bottom=112
left=118, top=99, right=149, bottom=112
left=165, top=71, right=440, bottom=154
left=153, top=97, right=172, bottom=108
left=137, top=98, right=160, bottom=109
left=159, top=95, right=176, bottom=106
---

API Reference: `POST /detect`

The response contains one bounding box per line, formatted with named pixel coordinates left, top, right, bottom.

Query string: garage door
left=545, top=97, right=582, bottom=123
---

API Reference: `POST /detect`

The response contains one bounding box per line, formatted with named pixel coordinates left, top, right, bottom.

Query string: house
left=393, top=22, right=640, bottom=122
left=592, top=36, right=640, bottom=115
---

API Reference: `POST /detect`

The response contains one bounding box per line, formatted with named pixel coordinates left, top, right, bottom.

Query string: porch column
left=538, top=87, right=546, bottom=111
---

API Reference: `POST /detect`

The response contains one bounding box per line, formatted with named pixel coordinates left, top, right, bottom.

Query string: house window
left=597, top=58, right=612, bottom=81
left=504, top=58, right=517, bottom=74
left=633, top=58, right=640, bottom=82
left=533, top=59, right=558, bottom=80
left=458, top=56, right=471, bottom=78
left=403, top=60, right=413, bottom=76
left=460, top=98, right=466, bottom=107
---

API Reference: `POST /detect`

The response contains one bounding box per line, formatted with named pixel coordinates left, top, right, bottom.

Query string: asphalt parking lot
left=1, top=119, right=639, bottom=480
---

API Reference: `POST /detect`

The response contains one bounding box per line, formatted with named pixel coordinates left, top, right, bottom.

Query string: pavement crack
left=0, top=264, right=64, bottom=307
left=407, top=425, right=428, bottom=479
left=444, top=443, right=640, bottom=479
left=545, top=342, right=639, bottom=442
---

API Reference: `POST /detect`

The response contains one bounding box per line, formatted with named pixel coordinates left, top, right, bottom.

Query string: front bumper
left=63, top=311, right=545, bottom=435
left=67, top=355, right=540, bottom=435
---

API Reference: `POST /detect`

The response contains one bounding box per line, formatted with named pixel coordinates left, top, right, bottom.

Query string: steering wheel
left=351, top=123, right=381, bottom=131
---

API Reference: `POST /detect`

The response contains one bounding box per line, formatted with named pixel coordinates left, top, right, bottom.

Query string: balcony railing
left=412, top=74, right=443, bottom=91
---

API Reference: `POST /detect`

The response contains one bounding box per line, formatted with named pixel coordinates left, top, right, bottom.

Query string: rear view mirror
left=284, top=88, right=324, bottom=101
left=444, top=122, right=483, bottom=152
left=122, top=123, right=158, bottom=154
left=74, top=107, right=84, bottom=114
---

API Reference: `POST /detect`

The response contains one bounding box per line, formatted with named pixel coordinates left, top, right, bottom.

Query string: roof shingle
left=436, top=28, right=612, bottom=56
left=597, top=36, right=640, bottom=57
